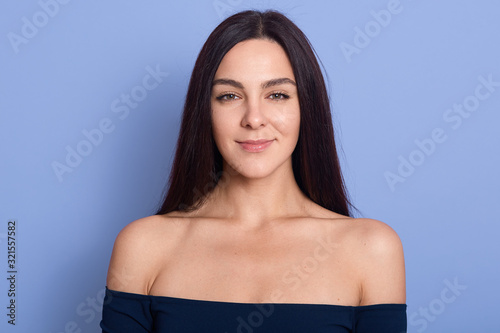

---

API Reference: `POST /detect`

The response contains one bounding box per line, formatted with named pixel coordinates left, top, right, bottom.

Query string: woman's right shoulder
left=106, top=214, right=188, bottom=294
left=113, top=214, right=189, bottom=251
left=117, top=213, right=186, bottom=239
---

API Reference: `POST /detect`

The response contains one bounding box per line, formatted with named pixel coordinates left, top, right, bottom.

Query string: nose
left=241, top=99, right=267, bottom=129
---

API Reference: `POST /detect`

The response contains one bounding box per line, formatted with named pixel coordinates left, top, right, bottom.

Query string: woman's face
left=211, top=38, right=300, bottom=179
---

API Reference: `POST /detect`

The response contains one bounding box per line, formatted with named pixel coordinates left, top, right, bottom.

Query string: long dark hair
left=156, top=10, right=353, bottom=217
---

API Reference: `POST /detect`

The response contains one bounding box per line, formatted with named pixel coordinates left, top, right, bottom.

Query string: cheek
left=271, top=105, right=300, bottom=137
left=211, top=111, right=234, bottom=150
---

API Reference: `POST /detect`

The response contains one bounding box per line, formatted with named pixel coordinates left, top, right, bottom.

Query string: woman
left=101, top=10, right=406, bottom=332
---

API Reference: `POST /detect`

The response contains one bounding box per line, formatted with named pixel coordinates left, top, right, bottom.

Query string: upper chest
left=149, top=219, right=363, bottom=305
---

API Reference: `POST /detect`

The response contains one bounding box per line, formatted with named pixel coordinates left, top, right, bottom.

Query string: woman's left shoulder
left=347, top=218, right=404, bottom=252
left=317, top=212, right=403, bottom=248
left=342, top=218, right=406, bottom=305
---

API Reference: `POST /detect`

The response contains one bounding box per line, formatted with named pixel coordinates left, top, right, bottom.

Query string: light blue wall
left=1, top=1, right=499, bottom=332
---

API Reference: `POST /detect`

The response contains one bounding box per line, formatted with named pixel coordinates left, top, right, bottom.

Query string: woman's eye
left=269, top=93, right=290, bottom=100
left=216, top=94, right=239, bottom=101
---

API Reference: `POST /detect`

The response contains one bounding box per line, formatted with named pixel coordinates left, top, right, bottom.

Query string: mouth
left=236, top=139, right=274, bottom=152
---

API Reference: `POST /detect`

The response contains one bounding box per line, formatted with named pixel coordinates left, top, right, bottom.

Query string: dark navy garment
left=100, top=287, right=407, bottom=332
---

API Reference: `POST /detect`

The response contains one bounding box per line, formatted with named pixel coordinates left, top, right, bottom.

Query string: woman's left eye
left=268, top=93, right=290, bottom=100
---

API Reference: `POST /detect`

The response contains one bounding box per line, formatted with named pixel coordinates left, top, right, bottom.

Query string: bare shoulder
left=106, top=214, right=186, bottom=295
left=345, top=218, right=406, bottom=305
left=348, top=218, right=404, bottom=252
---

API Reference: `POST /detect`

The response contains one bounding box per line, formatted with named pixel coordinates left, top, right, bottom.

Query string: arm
left=353, top=219, right=407, bottom=332
left=357, top=218, right=406, bottom=306
left=105, top=217, right=161, bottom=294
left=100, top=216, right=166, bottom=332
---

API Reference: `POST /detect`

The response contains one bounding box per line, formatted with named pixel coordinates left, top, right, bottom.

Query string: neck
left=199, top=160, right=310, bottom=229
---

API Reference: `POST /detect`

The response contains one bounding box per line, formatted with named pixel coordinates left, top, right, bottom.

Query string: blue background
left=1, top=1, right=499, bottom=332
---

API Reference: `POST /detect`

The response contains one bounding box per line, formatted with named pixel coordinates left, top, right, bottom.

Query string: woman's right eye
left=216, top=93, right=239, bottom=101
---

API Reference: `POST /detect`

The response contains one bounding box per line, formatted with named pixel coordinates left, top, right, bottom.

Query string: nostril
left=242, top=108, right=267, bottom=129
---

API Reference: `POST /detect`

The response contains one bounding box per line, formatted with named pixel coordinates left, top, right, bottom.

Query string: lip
left=237, top=139, right=274, bottom=152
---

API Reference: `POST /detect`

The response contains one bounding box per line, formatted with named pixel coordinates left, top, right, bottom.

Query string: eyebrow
left=212, top=77, right=296, bottom=89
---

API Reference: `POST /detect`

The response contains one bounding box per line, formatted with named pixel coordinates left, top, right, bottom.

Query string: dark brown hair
left=156, top=10, right=353, bottom=216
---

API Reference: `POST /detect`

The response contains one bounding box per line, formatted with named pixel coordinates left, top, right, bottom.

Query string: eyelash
left=216, top=93, right=239, bottom=101
left=268, top=92, right=290, bottom=100
left=215, top=91, right=290, bottom=101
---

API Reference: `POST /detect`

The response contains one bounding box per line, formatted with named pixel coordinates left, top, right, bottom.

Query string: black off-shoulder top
left=100, top=287, right=406, bottom=332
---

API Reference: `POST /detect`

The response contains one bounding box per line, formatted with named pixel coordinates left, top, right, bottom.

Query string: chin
left=231, top=161, right=285, bottom=180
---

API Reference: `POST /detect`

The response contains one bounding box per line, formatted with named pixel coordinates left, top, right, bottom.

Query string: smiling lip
left=237, top=139, right=274, bottom=152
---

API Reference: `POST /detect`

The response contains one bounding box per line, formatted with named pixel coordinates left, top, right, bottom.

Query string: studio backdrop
left=1, top=1, right=499, bottom=332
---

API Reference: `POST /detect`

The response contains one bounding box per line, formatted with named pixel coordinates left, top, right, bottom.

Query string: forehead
left=214, top=39, right=295, bottom=82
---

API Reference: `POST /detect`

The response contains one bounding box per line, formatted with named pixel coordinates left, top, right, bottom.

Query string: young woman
left=101, top=10, right=406, bottom=332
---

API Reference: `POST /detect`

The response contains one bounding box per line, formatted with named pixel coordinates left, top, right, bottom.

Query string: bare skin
left=106, top=39, right=406, bottom=307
